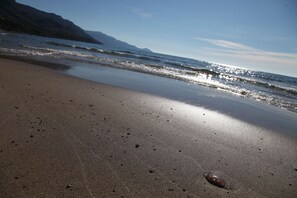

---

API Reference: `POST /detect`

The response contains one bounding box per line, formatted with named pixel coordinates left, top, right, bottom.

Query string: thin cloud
left=194, top=37, right=297, bottom=74
left=195, top=37, right=253, bottom=51
left=204, top=47, right=297, bottom=65
left=131, top=8, right=154, bottom=19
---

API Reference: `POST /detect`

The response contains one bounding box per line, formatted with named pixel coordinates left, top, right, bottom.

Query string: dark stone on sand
left=204, top=172, right=227, bottom=189
left=65, top=184, right=71, bottom=189
left=149, top=170, right=154, bottom=173
left=135, top=144, right=140, bottom=148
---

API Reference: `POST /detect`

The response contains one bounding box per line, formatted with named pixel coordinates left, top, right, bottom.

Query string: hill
left=0, top=0, right=100, bottom=44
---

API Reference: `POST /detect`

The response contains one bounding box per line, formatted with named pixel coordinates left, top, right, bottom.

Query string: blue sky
left=17, top=0, right=297, bottom=77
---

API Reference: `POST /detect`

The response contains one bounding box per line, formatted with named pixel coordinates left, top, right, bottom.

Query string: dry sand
left=0, top=58, right=296, bottom=197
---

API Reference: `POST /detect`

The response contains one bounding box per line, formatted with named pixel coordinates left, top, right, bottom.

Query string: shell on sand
left=204, top=172, right=228, bottom=189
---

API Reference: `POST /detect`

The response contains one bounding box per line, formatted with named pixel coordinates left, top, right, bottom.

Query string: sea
left=1, top=32, right=297, bottom=114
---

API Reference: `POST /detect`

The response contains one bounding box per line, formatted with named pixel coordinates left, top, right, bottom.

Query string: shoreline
left=0, top=58, right=297, bottom=197
left=1, top=56, right=297, bottom=137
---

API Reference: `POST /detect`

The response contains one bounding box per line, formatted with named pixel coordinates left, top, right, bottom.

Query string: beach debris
left=204, top=172, right=229, bottom=189
left=135, top=144, right=140, bottom=148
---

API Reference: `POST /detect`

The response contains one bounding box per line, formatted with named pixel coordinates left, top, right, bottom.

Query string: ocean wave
left=46, top=41, right=168, bottom=64
left=46, top=41, right=134, bottom=57
left=179, top=65, right=220, bottom=76
left=0, top=47, right=54, bottom=56
left=220, top=74, right=297, bottom=96
left=248, top=92, right=297, bottom=113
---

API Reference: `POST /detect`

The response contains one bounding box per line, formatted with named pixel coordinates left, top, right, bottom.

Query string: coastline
left=0, top=58, right=297, bottom=197
left=1, top=55, right=297, bottom=137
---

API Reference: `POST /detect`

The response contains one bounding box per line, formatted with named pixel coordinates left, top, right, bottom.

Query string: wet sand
left=0, top=58, right=297, bottom=197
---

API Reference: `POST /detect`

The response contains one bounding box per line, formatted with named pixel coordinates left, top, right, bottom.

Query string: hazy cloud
left=131, top=8, right=154, bottom=19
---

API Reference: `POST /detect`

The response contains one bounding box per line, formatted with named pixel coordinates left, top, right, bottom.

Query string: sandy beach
left=0, top=58, right=296, bottom=197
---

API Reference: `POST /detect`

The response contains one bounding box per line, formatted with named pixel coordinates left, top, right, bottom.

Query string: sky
left=17, top=0, right=297, bottom=77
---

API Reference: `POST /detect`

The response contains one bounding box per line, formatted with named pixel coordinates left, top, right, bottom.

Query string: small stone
left=135, top=144, right=140, bottom=148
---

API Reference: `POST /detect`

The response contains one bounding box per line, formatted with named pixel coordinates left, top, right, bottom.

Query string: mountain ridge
left=86, top=30, right=152, bottom=52
left=0, top=0, right=100, bottom=44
